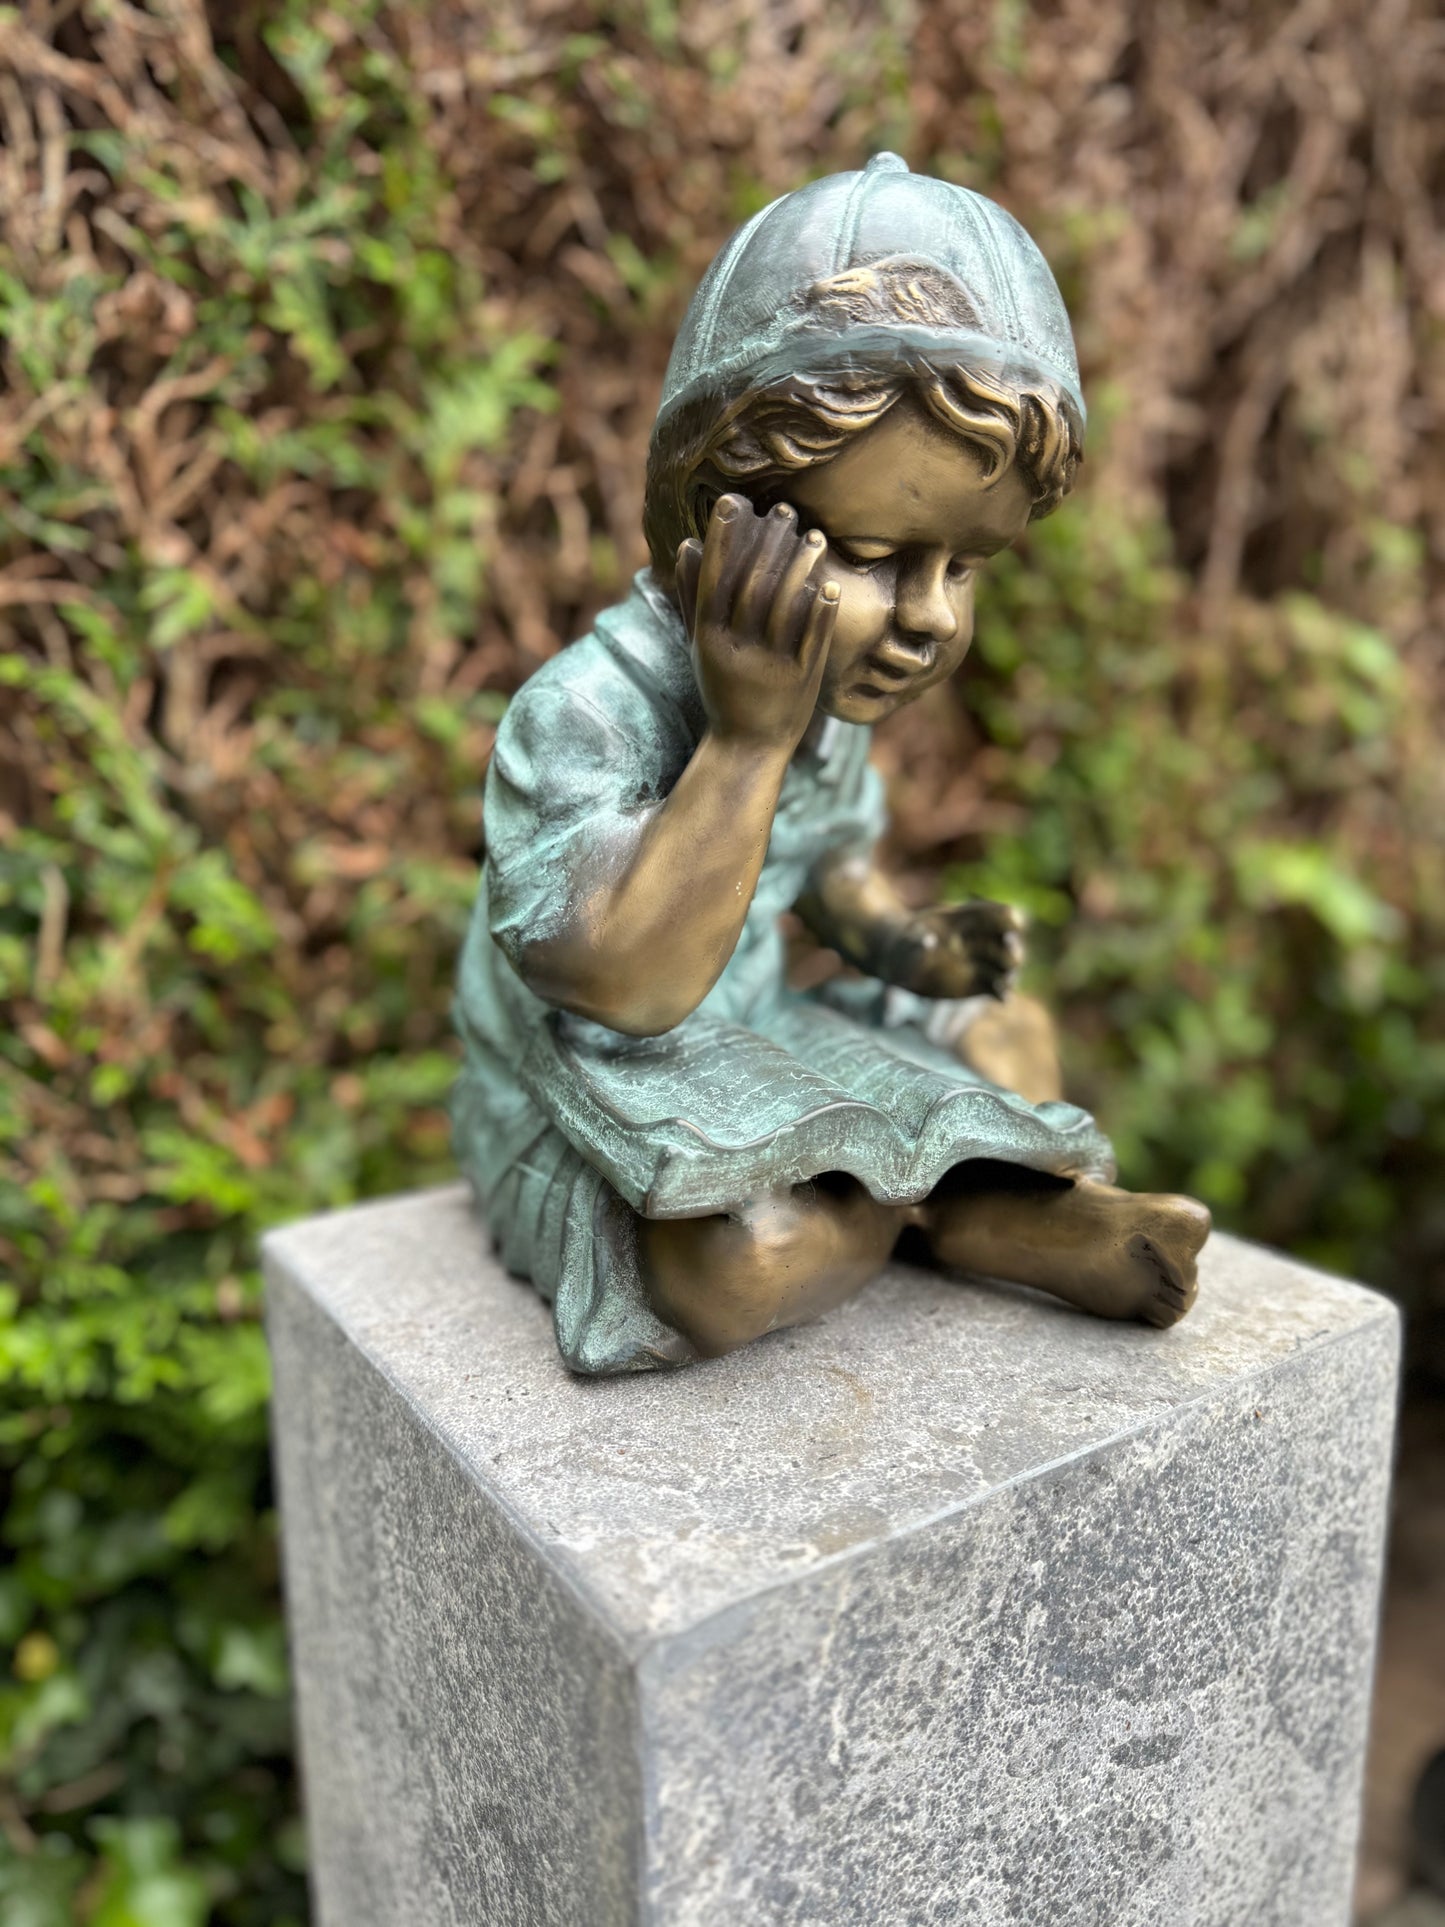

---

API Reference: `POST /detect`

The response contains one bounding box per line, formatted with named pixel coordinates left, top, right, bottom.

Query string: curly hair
left=644, top=259, right=1084, bottom=580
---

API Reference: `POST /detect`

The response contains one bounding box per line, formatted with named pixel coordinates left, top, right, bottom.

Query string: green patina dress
left=453, top=572, right=1114, bottom=1373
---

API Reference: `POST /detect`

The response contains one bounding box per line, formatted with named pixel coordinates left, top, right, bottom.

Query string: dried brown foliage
left=916, top=0, right=1444, bottom=622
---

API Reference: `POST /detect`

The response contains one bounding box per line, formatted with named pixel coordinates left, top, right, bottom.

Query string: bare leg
left=924, top=1160, right=1211, bottom=1327
left=640, top=1173, right=907, bottom=1358
left=639, top=1161, right=1209, bottom=1360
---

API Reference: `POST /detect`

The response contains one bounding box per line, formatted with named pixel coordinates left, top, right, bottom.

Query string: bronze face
left=784, top=397, right=1034, bottom=725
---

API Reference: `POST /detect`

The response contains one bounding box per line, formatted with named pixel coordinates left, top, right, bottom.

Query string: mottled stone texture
left=264, top=1185, right=1398, bottom=1927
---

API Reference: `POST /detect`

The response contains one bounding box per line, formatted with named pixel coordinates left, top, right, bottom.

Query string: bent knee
left=640, top=1181, right=897, bottom=1357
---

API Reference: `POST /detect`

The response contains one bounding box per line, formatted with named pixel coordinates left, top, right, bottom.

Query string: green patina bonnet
left=653, top=152, right=1084, bottom=438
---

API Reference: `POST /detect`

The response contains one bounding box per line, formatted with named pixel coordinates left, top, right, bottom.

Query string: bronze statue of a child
left=454, top=154, right=1209, bottom=1373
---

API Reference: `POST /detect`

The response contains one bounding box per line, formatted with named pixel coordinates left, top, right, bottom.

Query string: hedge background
left=0, top=1, right=1441, bottom=1919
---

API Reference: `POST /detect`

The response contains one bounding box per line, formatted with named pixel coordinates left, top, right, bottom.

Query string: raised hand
left=675, top=495, right=838, bottom=753
left=884, top=899, right=1026, bottom=1002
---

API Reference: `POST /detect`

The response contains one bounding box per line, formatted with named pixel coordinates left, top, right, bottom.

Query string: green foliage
left=0, top=4, right=539, bottom=1919
left=951, top=501, right=1445, bottom=1263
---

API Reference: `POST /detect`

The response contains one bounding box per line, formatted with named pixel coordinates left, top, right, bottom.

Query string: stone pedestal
left=264, top=1184, right=1398, bottom=1927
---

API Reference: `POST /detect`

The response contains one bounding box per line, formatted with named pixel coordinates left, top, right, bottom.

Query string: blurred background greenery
left=0, top=1, right=1441, bottom=1920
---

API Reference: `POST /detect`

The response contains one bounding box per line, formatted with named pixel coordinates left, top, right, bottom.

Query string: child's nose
left=893, top=554, right=959, bottom=647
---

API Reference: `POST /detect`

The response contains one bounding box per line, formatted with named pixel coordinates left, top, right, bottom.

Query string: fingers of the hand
left=675, top=539, right=703, bottom=633
left=797, top=577, right=840, bottom=678
left=967, top=897, right=1024, bottom=931
left=986, top=920, right=1026, bottom=970
left=698, top=494, right=755, bottom=629
left=969, top=929, right=1023, bottom=974
left=732, top=501, right=803, bottom=637
left=938, top=901, right=1025, bottom=980
left=949, top=899, right=1025, bottom=943
left=766, top=525, right=829, bottom=655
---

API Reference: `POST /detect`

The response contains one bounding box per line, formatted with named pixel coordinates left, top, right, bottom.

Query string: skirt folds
left=453, top=991, right=1115, bottom=1375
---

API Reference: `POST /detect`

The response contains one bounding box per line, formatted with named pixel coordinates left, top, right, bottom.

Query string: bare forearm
left=796, top=850, right=912, bottom=976
left=518, top=732, right=791, bottom=1033
left=799, top=852, right=1023, bottom=1000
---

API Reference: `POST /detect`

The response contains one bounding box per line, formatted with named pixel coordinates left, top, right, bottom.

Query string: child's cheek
left=826, top=572, right=892, bottom=670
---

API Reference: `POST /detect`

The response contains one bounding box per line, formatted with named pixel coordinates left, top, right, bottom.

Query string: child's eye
left=835, top=544, right=892, bottom=570
left=947, top=559, right=975, bottom=581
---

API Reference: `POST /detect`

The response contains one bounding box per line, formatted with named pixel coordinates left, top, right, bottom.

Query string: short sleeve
left=483, top=646, right=683, bottom=967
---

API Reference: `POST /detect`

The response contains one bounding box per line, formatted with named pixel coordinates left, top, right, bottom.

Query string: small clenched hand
left=675, top=495, right=839, bottom=753
left=894, top=899, right=1027, bottom=1002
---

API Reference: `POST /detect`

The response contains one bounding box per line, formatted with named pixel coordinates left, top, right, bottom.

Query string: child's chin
left=822, top=684, right=915, bottom=725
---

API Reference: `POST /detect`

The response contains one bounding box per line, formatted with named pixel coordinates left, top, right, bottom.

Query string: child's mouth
left=852, top=655, right=920, bottom=701
left=848, top=680, right=909, bottom=710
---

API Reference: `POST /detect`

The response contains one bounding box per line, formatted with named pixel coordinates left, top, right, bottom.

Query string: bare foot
left=926, top=1171, right=1211, bottom=1326
left=1121, top=1200, right=1211, bottom=1327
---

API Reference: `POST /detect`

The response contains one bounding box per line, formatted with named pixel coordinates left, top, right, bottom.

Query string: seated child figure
left=454, top=153, right=1210, bottom=1373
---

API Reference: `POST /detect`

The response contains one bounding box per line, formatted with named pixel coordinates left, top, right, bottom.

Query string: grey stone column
left=264, top=1184, right=1398, bottom=1927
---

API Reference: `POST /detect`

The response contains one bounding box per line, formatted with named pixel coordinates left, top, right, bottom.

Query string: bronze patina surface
left=453, top=153, right=1209, bottom=1373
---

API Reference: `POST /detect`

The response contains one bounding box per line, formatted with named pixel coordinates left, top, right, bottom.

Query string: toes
left=1140, top=1297, right=1187, bottom=1330
left=1128, top=1232, right=1200, bottom=1329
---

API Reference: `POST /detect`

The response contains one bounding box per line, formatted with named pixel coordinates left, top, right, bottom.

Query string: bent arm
left=509, top=732, right=793, bottom=1035
left=498, top=494, right=838, bottom=1035
left=511, top=496, right=841, bottom=1034
left=798, top=847, right=1024, bottom=1001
